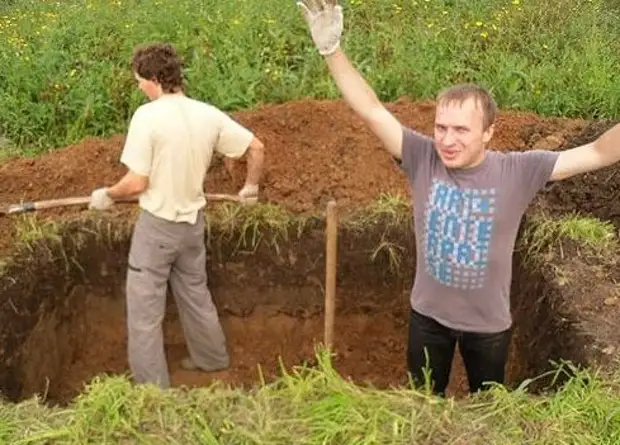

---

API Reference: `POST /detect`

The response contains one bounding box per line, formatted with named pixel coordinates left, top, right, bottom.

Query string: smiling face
left=433, top=85, right=497, bottom=169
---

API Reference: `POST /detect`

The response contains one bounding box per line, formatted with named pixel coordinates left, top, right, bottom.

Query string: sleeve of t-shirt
left=119, top=106, right=153, bottom=176
left=214, top=110, right=255, bottom=159
left=394, top=126, right=434, bottom=182
left=508, top=150, right=560, bottom=205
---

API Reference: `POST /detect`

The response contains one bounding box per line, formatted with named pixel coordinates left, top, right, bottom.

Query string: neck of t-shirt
left=447, top=150, right=491, bottom=176
left=158, top=91, right=185, bottom=100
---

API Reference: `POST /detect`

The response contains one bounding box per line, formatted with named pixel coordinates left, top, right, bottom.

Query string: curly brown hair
left=131, top=43, right=185, bottom=93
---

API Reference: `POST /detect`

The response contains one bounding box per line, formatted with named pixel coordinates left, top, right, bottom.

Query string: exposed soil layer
left=32, top=285, right=531, bottom=404
left=541, top=119, right=620, bottom=228
left=6, top=242, right=529, bottom=404
left=3, top=215, right=616, bottom=406
left=31, top=286, right=414, bottom=404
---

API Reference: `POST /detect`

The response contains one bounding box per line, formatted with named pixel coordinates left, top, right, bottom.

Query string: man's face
left=433, top=97, right=494, bottom=169
left=134, top=72, right=162, bottom=101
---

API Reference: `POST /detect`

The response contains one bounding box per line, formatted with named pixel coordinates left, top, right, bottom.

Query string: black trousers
left=407, top=309, right=512, bottom=396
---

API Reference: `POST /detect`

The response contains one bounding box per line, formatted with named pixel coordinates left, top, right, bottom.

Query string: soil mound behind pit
left=0, top=98, right=588, bottom=255
left=0, top=98, right=585, bottom=215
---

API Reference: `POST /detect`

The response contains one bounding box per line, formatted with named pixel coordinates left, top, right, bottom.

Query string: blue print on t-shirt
left=423, top=179, right=496, bottom=290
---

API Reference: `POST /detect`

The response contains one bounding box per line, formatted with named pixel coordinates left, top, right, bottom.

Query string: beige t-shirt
left=120, top=94, right=254, bottom=224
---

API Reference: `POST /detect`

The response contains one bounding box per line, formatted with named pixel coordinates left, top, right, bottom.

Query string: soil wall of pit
left=0, top=214, right=594, bottom=405
left=540, top=119, right=620, bottom=229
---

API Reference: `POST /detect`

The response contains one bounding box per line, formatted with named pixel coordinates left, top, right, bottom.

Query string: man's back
left=120, top=94, right=254, bottom=224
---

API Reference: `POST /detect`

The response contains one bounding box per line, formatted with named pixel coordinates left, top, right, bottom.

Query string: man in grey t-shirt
left=297, top=0, right=620, bottom=395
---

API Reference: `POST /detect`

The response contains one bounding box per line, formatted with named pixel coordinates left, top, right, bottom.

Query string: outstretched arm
left=297, top=0, right=403, bottom=159
left=550, top=123, right=620, bottom=181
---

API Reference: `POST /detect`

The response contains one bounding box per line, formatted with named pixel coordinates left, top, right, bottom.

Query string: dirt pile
left=0, top=98, right=584, bottom=215
left=0, top=97, right=592, bottom=258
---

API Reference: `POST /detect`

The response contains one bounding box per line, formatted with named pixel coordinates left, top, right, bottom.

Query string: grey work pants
left=125, top=209, right=229, bottom=388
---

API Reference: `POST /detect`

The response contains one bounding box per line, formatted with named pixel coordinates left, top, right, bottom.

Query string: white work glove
left=89, top=187, right=114, bottom=210
left=238, top=184, right=259, bottom=205
left=297, top=0, right=344, bottom=56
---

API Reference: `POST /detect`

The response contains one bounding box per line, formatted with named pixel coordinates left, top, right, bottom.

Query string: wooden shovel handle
left=1, top=193, right=255, bottom=215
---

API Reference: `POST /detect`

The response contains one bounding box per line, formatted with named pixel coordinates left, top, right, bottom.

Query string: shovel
left=1, top=193, right=257, bottom=216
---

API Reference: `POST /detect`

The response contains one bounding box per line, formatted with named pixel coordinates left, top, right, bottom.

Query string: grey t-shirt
left=398, top=126, right=560, bottom=333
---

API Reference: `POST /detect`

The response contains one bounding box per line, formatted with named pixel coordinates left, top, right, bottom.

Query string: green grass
left=1, top=0, right=620, bottom=154
left=522, top=211, right=619, bottom=261
left=1, top=349, right=620, bottom=444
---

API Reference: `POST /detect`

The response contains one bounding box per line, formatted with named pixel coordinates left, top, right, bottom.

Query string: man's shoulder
left=402, top=126, right=434, bottom=147
left=488, top=148, right=559, bottom=158
left=396, top=126, right=435, bottom=164
left=485, top=149, right=514, bottom=159
left=180, top=97, right=227, bottom=119
left=486, top=148, right=560, bottom=168
left=130, top=100, right=164, bottom=122
left=482, top=149, right=529, bottom=168
left=141, top=96, right=226, bottom=125
left=131, top=101, right=152, bottom=115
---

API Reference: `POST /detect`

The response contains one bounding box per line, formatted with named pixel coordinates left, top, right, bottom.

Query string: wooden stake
left=324, top=200, right=338, bottom=350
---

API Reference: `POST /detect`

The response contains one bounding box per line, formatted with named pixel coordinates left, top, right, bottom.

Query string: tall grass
left=0, top=0, right=619, bottom=154
left=1, top=350, right=620, bottom=444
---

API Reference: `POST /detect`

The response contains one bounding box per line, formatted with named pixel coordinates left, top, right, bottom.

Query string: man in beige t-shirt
left=89, top=43, right=265, bottom=388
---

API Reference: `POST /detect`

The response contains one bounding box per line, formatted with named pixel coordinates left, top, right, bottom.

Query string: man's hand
left=90, top=187, right=114, bottom=210
left=295, top=1, right=403, bottom=158
left=238, top=183, right=259, bottom=206
left=238, top=183, right=258, bottom=198
left=297, top=0, right=343, bottom=56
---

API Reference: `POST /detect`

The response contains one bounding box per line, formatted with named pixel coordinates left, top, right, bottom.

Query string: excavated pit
left=0, top=215, right=595, bottom=406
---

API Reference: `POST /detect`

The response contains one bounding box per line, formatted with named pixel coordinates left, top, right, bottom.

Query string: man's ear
left=483, top=123, right=495, bottom=145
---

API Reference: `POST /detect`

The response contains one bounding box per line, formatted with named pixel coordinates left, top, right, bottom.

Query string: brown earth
left=3, top=98, right=620, bottom=403
left=19, top=281, right=511, bottom=404
left=0, top=98, right=587, bottom=256
left=34, top=288, right=415, bottom=403
left=0, top=98, right=586, bottom=216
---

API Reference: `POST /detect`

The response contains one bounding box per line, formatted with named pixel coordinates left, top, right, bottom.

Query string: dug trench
left=0, top=205, right=618, bottom=407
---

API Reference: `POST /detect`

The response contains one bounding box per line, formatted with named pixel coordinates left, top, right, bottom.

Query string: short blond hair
left=436, top=83, right=498, bottom=130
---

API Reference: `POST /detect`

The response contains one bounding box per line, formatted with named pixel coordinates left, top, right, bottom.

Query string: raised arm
left=550, top=123, right=620, bottom=181
left=297, top=0, right=404, bottom=158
